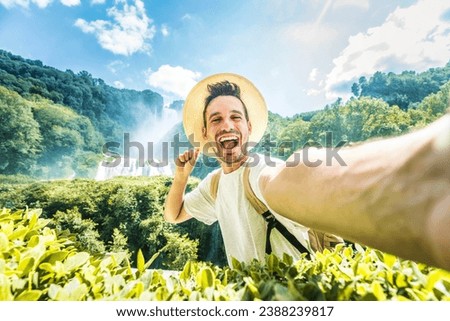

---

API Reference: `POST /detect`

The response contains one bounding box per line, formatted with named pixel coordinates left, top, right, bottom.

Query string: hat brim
left=182, top=73, right=268, bottom=157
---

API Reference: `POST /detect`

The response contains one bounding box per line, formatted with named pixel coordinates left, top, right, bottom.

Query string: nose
left=222, top=117, right=235, bottom=132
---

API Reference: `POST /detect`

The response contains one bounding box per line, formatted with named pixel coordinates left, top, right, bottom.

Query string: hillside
left=0, top=49, right=164, bottom=142
left=1, top=49, right=449, bottom=179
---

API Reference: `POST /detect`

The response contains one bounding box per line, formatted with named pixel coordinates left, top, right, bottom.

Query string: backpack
left=209, top=167, right=344, bottom=258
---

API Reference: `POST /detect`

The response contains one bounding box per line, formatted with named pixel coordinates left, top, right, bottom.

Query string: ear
left=248, top=120, right=252, bottom=135
left=202, top=126, right=207, bottom=139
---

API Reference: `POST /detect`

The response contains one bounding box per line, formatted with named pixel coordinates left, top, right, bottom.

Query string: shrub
left=1, top=208, right=449, bottom=301
left=0, top=176, right=216, bottom=269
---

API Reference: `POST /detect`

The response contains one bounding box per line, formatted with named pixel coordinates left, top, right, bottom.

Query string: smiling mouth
left=218, top=136, right=239, bottom=149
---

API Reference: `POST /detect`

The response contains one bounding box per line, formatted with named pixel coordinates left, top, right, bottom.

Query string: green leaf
left=10, top=226, right=29, bottom=242
left=63, top=252, right=89, bottom=272
left=136, top=249, right=145, bottom=273
left=231, top=257, right=242, bottom=270
left=45, top=250, right=69, bottom=264
left=18, top=257, right=35, bottom=276
left=371, top=281, right=387, bottom=300
left=0, top=275, right=13, bottom=301
left=38, top=262, right=54, bottom=273
left=241, top=277, right=260, bottom=300
left=383, top=253, right=397, bottom=268
left=196, top=267, right=215, bottom=290
left=15, top=290, right=42, bottom=301
left=282, top=253, right=293, bottom=265
left=180, top=261, right=193, bottom=282
left=27, top=210, right=39, bottom=230
left=144, top=250, right=162, bottom=270
left=27, top=235, right=40, bottom=247
left=267, top=254, right=279, bottom=272
left=426, top=269, right=450, bottom=291
left=0, top=232, right=8, bottom=252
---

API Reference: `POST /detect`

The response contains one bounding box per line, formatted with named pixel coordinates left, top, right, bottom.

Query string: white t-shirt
left=184, top=155, right=311, bottom=266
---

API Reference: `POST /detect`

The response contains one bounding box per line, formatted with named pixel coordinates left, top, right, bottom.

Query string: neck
left=220, top=155, right=248, bottom=174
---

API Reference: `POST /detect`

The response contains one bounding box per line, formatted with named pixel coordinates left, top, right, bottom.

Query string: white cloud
left=91, top=0, right=105, bottom=4
left=333, top=0, right=369, bottom=10
left=0, top=0, right=82, bottom=8
left=281, top=22, right=338, bottom=46
left=181, top=14, right=192, bottom=21
left=161, top=24, right=169, bottom=37
left=306, top=88, right=321, bottom=96
left=0, top=0, right=52, bottom=8
left=309, top=68, right=318, bottom=82
left=113, top=80, right=125, bottom=89
left=107, top=60, right=129, bottom=74
left=60, top=0, right=79, bottom=6
left=74, top=0, right=156, bottom=56
left=35, top=0, right=51, bottom=7
left=146, top=65, right=201, bottom=99
left=325, top=0, right=450, bottom=99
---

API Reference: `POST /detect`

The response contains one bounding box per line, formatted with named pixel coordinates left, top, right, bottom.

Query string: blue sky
left=1, top=0, right=449, bottom=116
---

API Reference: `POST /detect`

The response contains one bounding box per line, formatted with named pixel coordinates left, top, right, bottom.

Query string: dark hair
left=203, top=81, right=249, bottom=128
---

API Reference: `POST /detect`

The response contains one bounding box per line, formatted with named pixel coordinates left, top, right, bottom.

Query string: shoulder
left=197, top=167, right=222, bottom=193
left=246, top=154, right=283, bottom=180
left=246, top=154, right=283, bottom=199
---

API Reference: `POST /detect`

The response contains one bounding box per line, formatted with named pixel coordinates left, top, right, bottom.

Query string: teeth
left=219, top=136, right=238, bottom=142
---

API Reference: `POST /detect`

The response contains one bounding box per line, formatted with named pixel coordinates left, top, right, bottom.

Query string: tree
left=277, top=118, right=310, bottom=157
left=309, top=99, right=346, bottom=145
left=417, top=81, right=450, bottom=122
left=31, top=97, right=103, bottom=178
left=0, top=86, right=42, bottom=174
left=341, top=97, right=411, bottom=142
left=351, top=82, right=360, bottom=97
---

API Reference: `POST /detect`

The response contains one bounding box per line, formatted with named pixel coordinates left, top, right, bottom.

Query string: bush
left=1, top=208, right=449, bottom=301
left=0, top=176, right=220, bottom=269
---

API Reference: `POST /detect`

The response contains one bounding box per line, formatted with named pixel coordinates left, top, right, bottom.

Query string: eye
left=232, top=115, right=242, bottom=120
left=211, top=117, right=221, bottom=124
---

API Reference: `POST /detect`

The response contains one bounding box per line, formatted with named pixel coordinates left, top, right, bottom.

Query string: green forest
left=1, top=50, right=450, bottom=301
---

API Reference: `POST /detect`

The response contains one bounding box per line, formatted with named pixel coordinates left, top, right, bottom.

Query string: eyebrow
left=208, top=109, right=244, bottom=121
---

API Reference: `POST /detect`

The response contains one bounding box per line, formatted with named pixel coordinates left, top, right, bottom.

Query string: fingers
left=175, top=149, right=199, bottom=167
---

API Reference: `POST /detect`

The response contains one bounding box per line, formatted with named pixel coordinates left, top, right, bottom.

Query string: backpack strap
left=242, top=166, right=311, bottom=257
left=210, top=169, right=222, bottom=201
left=242, top=166, right=268, bottom=215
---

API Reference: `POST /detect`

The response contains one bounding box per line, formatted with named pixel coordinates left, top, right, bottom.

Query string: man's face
left=203, top=95, right=252, bottom=164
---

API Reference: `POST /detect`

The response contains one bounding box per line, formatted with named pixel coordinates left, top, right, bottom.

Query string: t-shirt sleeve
left=183, top=171, right=218, bottom=225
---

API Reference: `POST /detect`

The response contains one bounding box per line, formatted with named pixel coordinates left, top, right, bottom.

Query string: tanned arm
left=260, top=113, right=450, bottom=270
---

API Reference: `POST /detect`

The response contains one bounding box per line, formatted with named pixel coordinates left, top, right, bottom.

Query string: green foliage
left=0, top=86, right=42, bottom=174
left=0, top=174, right=37, bottom=185
left=0, top=176, right=211, bottom=269
left=216, top=246, right=450, bottom=301
left=31, top=96, right=104, bottom=178
left=2, top=208, right=449, bottom=301
left=416, top=81, right=450, bottom=123
left=50, top=208, right=106, bottom=255
left=1, top=49, right=448, bottom=179
left=308, top=99, right=347, bottom=145
left=0, top=49, right=164, bottom=142
left=354, top=63, right=450, bottom=110
left=0, top=85, right=103, bottom=177
left=341, top=97, right=411, bottom=142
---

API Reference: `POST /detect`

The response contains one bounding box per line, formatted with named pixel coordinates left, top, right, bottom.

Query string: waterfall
left=95, top=107, right=180, bottom=181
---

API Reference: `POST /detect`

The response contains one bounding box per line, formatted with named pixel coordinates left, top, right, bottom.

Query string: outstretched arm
left=163, top=149, right=199, bottom=223
left=260, top=113, right=450, bottom=270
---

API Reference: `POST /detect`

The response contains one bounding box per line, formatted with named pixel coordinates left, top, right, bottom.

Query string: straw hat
left=182, top=73, right=268, bottom=156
